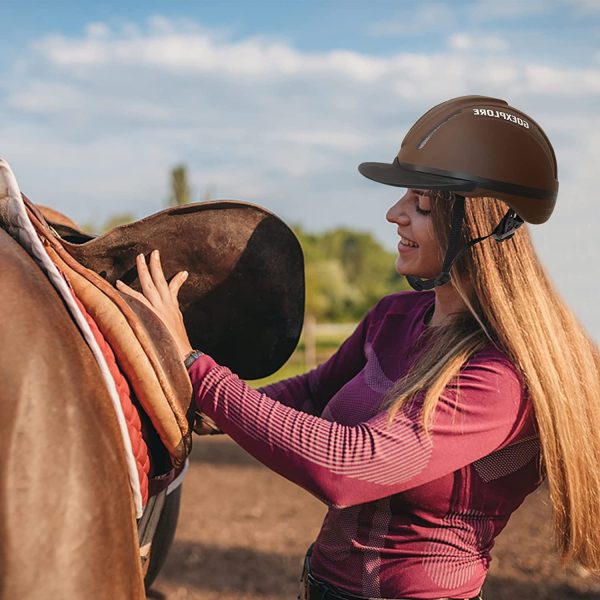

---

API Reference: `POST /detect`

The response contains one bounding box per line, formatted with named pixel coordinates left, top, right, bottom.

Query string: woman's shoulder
left=469, top=344, right=518, bottom=369
left=464, top=344, right=526, bottom=398
left=459, top=345, right=534, bottom=444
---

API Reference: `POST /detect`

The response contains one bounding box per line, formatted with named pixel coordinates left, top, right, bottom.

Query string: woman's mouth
left=399, top=236, right=419, bottom=249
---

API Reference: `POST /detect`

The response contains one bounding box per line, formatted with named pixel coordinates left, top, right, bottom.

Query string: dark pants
left=298, top=546, right=483, bottom=600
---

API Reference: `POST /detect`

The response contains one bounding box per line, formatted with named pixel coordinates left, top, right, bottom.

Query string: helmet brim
left=358, top=158, right=476, bottom=192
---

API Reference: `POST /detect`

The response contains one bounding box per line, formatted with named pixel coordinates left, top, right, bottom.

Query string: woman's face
left=386, top=189, right=443, bottom=278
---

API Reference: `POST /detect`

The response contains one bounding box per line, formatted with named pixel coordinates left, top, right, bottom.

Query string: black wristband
left=184, top=349, right=204, bottom=369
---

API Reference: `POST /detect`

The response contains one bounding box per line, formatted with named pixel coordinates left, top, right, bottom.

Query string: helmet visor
left=358, top=158, right=476, bottom=192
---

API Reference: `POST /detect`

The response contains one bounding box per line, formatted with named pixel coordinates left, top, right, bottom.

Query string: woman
left=118, top=96, right=600, bottom=599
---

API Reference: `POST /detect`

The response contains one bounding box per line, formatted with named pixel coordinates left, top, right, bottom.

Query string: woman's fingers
left=149, top=250, right=172, bottom=303
left=117, top=251, right=193, bottom=360
left=136, top=253, right=162, bottom=306
left=169, top=270, right=188, bottom=301
left=115, top=279, right=155, bottom=312
left=123, top=252, right=188, bottom=309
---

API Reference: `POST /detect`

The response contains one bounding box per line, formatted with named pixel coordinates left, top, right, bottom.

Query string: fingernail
left=153, top=249, right=159, bottom=257
left=116, top=280, right=122, bottom=287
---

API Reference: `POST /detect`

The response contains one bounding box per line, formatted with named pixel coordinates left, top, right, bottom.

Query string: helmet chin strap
left=406, top=195, right=524, bottom=292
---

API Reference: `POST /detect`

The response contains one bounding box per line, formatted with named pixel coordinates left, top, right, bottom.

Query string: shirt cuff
left=188, top=353, right=219, bottom=380
left=188, top=353, right=220, bottom=412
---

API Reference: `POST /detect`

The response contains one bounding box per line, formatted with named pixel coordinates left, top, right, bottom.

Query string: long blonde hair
left=385, top=192, right=600, bottom=571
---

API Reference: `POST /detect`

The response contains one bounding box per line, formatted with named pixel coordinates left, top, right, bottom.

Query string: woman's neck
left=428, top=284, right=470, bottom=327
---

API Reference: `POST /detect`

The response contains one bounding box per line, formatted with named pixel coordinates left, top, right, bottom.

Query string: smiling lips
left=399, top=235, right=419, bottom=248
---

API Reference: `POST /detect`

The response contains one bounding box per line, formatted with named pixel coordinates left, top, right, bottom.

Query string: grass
left=248, top=360, right=305, bottom=387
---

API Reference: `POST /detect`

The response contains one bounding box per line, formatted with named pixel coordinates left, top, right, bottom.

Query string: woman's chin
left=395, top=257, right=418, bottom=277
left=395, top=261, right=435, bottom=280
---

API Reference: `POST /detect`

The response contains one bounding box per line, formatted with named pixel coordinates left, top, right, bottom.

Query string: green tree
left=305, top=259, right=362, bottom=321
left=320, top=228, right=407, bottom=318
left=292, top=224, right=408, bottom=322
left=169, top=164, right=191, bottom=206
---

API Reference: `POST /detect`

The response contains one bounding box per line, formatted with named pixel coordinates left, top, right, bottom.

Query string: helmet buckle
left=493, top=210, right=524, bottom=242
left=433, top=273, right=451, bottom=287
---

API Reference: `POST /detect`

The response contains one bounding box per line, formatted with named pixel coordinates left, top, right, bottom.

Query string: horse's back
left=0, top=229, right=145, bottom=599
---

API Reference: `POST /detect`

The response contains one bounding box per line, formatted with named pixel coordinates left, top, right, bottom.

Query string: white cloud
left=85, top=22, right=111, bottom=38
left=447, top=33, right=510, bottom=52
left=524, top=64, right=600, bottom=94
left=2, top=16, right=599, bottom=339
left=34, top=22, right=386, bottom=82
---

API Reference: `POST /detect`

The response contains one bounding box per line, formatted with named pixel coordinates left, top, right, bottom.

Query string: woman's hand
left=116, top=250, right=194, bottom=360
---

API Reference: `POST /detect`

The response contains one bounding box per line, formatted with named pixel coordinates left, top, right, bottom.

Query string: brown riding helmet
left=359, top=95, right=558, bottom=224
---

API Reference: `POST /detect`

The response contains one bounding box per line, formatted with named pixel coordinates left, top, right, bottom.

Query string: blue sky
left=1, top=0, right=597, bottom=64
left=1, top=0, right=599, bottom=338
left=0, top=1, right=597, bottom=62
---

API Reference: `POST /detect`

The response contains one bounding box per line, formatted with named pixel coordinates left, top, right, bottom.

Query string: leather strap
left=138, top=489, right=167, bottom=568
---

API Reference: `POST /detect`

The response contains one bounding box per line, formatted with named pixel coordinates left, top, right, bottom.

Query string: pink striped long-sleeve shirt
left=188, top=291, right=541, bottom=599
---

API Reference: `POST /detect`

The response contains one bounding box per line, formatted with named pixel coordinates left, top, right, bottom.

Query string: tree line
left=294, top=225, right=408, bottom=321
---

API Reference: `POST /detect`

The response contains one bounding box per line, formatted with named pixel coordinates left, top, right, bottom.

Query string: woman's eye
left=410, top=190, right=431, bottom=215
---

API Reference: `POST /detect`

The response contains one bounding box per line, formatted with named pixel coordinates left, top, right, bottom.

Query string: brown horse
left=0, top=225, right=147, bottom=598
left=0, top=159, right=304, bottom=598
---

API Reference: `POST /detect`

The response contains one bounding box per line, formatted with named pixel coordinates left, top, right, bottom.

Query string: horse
left=0, top=159, right=304, bottom=598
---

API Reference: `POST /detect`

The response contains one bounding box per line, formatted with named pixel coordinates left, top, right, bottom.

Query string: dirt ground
left=149, top=437, right=600, bottom=600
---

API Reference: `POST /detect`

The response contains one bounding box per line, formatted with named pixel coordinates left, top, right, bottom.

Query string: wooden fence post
left=304, top=313, right=317, bottom=370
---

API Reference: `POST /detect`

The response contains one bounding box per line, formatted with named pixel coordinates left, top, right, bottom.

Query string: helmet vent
left=417, top=112, right=461, bottom=150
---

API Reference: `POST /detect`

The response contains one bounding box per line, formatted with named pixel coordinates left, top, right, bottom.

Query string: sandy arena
left=149, top=437, right=600, bottom=600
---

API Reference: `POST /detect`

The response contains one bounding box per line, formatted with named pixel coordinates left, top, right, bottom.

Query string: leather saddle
left=21, top=197, right=305, bottom=472
left=37, top=199, right=305, bottom=379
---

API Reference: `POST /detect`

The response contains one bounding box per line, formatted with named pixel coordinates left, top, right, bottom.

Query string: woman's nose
left=386, top=194, right=410, bottom=225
